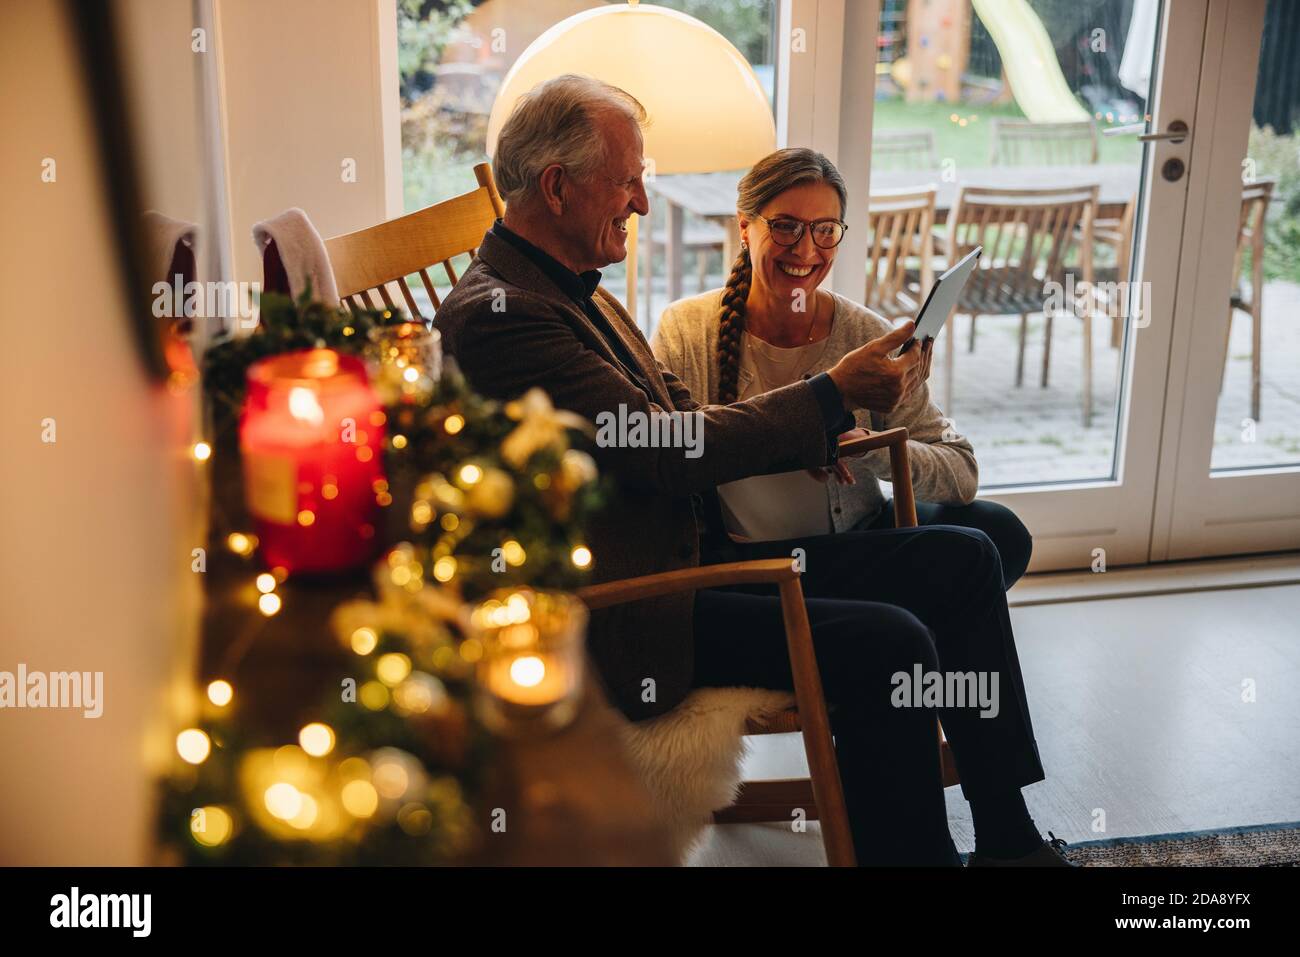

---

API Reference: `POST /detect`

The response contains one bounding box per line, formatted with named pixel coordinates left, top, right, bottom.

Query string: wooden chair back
left=1233, top=180, right=1273, bottom=299
left=1094, top=194, right=1137, bottom=285
left=872, top=128, right=937, bottom=169
left=947, top=184, right=1098, bottom=314
left=864, top=186, right=937, bottom=320
left=1228, top=180, right=1274, bottom=422
left=990, top=119, right=1099, bottom=166
left=325, top=162, right=505, bottom=320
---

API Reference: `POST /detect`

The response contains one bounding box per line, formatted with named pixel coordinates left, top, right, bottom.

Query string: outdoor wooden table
left=198, top=544, right=674, bottom=866
left=648, top=163, right=1140, bottom=303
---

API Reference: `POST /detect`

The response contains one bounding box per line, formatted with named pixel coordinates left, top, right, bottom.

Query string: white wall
left=116, top=0, right=208, bottom=230
left=0, top=1, right=203, bottom=864
left=213, top=0, right=403, bottom=288
left=776, top=0, right=878, bottom=302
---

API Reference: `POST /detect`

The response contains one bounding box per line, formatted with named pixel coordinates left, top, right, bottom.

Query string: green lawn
left=871, top=96, right=1142, bottom=169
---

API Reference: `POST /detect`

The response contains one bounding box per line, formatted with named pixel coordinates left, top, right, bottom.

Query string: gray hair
left=493, top=74, right=647, bottom=208
left=736, top=147, right=847, bottom=219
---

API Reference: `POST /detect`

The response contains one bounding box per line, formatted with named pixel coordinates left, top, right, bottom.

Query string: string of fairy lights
left=159, top=291, right=607, bottom=863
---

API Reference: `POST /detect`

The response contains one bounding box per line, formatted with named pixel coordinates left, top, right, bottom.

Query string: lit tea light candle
left=240, top=349, right=386, bottom=574
left=482, top=642, right=568, bottom=707
left=366, top=322, right=441, bottom=407
left=472, top=589, right=586, bottom=736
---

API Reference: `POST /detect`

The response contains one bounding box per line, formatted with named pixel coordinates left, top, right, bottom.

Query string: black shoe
left=967, top=831, right=1080, bottom=867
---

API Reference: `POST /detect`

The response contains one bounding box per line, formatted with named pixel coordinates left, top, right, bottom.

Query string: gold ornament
left=465, top=467, right=514, bottom=518
left=499, top=388, right=592, bottom=469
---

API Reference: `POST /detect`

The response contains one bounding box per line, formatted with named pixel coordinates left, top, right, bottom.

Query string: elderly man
left=435, top=74, right=1069, bottom=867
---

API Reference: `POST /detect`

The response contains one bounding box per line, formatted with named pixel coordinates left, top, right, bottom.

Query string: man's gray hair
left=493, top=74, right=647, bottom=208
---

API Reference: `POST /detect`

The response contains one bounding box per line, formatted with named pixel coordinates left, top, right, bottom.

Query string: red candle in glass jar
left=240, top=349, right=386, bottom=575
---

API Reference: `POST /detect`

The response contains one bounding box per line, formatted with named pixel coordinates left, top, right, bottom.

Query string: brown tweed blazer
left=435, top=227, right=835, bottom=721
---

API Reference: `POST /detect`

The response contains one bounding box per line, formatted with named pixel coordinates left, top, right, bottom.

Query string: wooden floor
left=688, top=567, right=1300, bottom=866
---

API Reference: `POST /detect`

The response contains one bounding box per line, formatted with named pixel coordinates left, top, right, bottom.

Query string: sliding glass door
left=837, top=0, right=1294, bottom=570
left=840, top=0, right=1206, bottom=570
left=1155, top=0, right=1300, bottom=559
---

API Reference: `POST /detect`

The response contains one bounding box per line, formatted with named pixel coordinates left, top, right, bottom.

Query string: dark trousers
left=691, top=502, right=1044, bottom=865
left=863, top=498, right=1034, bottom=590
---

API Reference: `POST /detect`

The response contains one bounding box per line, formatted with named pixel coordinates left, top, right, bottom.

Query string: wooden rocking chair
left=324, top=162, right=505, bottom=320
left=578, top=427, right=959, bottom=867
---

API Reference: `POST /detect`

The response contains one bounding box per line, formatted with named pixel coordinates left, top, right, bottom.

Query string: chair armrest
left=577, top=557, right=858, bottom=863
left=577, top=558, right=796, bottom=611
left=839, top=425, right=909, bottom=454
left=842, top=427, right=918, bottom=528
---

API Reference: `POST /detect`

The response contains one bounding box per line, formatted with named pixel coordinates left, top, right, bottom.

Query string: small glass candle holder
left=239, top=349, right=386, bottom=575
left=470, top=588, right=587, bottom=738
left=366, top=322, right=441, bottom=407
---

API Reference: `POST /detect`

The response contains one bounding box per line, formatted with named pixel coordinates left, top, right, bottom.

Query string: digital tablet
left=897, top=246, right=982, bottom=354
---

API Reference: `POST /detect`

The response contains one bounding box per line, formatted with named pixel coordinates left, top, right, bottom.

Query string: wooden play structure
left=899, top=0, right=971, bottom=105
left=887, top=0, right=1089, bottom=121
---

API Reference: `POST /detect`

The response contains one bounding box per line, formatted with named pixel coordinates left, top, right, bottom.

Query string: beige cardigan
left=651, top=289, right=979, bottom=531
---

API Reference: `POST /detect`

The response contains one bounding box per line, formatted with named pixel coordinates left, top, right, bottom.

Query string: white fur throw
left=618, top=687, right=797, bottom=863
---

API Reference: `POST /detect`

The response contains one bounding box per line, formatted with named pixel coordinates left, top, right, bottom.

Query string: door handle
left=1101, top=123, right=1147, bottom=137
left=1138, top=120, right=1190, bottom=144
left=1101, top=120, right=1190, bottom=144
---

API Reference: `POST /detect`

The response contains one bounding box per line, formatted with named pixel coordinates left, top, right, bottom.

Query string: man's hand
left=826, top=321, right=927, bottom=414
left=805, top=461, right=856, bottom=485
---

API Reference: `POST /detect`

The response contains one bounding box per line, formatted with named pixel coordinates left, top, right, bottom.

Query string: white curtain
left=1118, top=0, right=1160, bottom=98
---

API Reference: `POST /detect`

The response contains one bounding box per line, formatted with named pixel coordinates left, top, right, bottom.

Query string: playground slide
left=971, top=0, right=1090, bottom=123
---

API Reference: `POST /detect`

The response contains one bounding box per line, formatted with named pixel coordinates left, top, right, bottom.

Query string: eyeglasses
left=755, top=215, right=848, bottom=249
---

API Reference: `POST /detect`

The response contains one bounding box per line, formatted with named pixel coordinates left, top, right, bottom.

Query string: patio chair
left=325, top=162, right=505, bottom=319
left=947, top=184, right=1100, bottom=427
left=872, top=128, right=938, bottom=169
left=864, top=186, right=954, bottom=406
left=1226, top=180, right=1274, bottom=422
left=866, top=186, right=938, bottom=320
left=1088, top=195, right=1137, bottom=349
left=990, top=119, right=1099, bottom=166
left=640, top=198, right=727, bottom=325
left=580, top=428, right=959, bottom=868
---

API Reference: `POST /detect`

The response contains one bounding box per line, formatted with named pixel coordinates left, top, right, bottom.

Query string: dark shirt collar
left=491, top=219, right=601, bottom=304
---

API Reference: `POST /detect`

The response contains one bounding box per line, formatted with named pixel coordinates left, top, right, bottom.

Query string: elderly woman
left=650, top=147, right=1032, bottom=588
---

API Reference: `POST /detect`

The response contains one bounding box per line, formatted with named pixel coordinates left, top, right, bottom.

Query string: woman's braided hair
left=716, top=148, right=848, bottom=403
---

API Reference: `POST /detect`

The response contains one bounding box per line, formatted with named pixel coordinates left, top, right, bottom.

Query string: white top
left=716, top=332, right=837, bottom=542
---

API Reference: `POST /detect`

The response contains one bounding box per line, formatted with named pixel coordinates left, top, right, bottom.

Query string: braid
left=716, top=247, right=753, bottom=404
